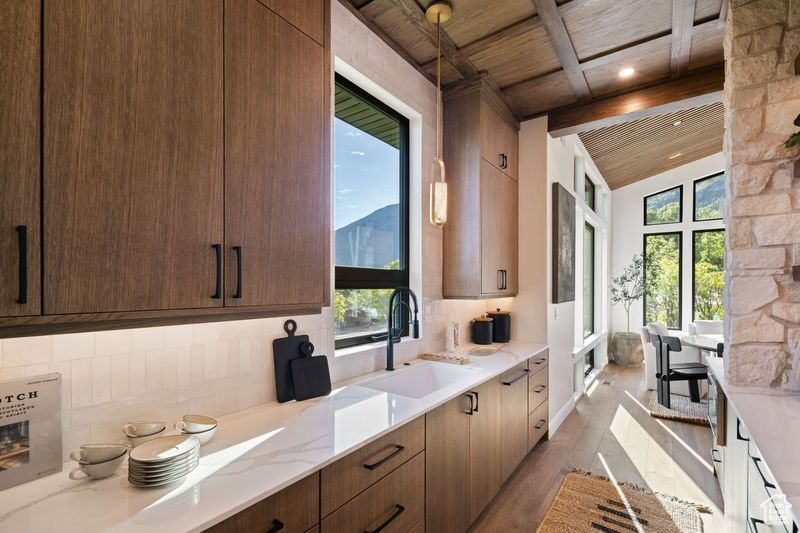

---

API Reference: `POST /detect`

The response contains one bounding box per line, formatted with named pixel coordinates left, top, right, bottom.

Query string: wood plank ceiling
left=578, top=101, right=724, bottom=189
left=339, top=0, right=726, bottom=130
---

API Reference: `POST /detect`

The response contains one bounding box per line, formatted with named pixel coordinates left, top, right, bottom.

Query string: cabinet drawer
left=206, top=472, right=319, bottom=533
left=321, top=452, right=425, bottom=533
left=528, top=350, right=549, bottom=374
left=528, top=399, right=548, bottom=451
left=408, top=519, right=424, bottom=533
left=528, top=368, right=548, bottom=414
left=321, top=417, right=424, bottom=516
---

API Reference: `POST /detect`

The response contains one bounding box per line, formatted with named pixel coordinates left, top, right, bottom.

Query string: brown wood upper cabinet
left=224, top=0, right=328, bottom=309
left=443, top=79, right=519, bottom=299
left=256, top=0, right=325, bottom=45
left=44, top=0, right=225, bottom=314
left=0, top=0, right=40, bottom=317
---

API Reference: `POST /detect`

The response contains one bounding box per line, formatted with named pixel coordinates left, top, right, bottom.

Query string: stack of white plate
left=128, top=435, right=200, bottom=488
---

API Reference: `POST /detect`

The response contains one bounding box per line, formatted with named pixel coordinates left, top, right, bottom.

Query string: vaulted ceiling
left=339, top=0, right=726, bottom=133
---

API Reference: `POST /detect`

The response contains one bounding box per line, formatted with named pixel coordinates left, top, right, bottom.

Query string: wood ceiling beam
left=670, top=0, right=697, bottom=78
left=390, top=0, right=479, bottom=78
left=336, top=0, right=436, bottom=84
left=719, top=0, right=729, bottom=23
left=546, top=65, right=724, bottom=136
left=530, top=0, right=592, bottom=103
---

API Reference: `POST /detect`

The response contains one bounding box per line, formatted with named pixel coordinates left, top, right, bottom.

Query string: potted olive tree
left=610, top=254, right=645, bottom=366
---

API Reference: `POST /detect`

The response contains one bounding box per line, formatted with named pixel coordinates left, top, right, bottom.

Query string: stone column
left=725, top=0, right=800, bottom=390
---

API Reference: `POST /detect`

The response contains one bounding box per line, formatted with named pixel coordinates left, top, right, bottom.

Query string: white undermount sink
left=360, top=361, right=478, bottom=399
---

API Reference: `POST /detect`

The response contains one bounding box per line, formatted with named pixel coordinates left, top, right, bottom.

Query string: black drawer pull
left=534, top=419, right=546, bottom=430
left=497, top=269, right=503, bottom=290
left=750, top=517, right=765, bottom=532
left=503, top=269, right=508, bottom=290
left=534, top=384, right=547, bottom=393
left=466, top=393, right=475, bottom=415
left=473, top=391, right=480, bottom=413
left=363, top=445, right=404, bottom=471
left=711, top=448, right=721, bottom=463
left=503, top=368, right=529, bottom=386
left=233, top=246, right=242, bottom=298
left=365, top=504, right=405, bottom=533
left=15, top=226, right=27, bottom=304
left=211, top=244, right=222, bottom=299
left=737, top=418, right=749, bottom=441
left=266, top=519, right=284, bottom=533
left=752, top=457, right=776, bottom=489
left=532, top=357, right=546, bottom=365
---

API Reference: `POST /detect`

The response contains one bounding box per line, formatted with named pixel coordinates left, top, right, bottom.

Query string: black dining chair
left=651, top=334, right=709, bottom=408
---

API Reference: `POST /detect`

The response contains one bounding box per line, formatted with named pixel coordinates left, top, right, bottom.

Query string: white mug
left=174, top=414, right=217, bottom=434
left=124, top=421, right=165, bottom=437
left=70, top=444, right=128, bottom=464
left=68, top=453, right=126, bottom=480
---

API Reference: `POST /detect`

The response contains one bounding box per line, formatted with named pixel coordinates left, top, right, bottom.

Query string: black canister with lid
left=487, top=308, right=511, bottom=343
left=471, top=316, right=494, bottom=345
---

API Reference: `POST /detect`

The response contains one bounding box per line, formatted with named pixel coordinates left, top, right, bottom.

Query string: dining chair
left=652, top=334, right=708, bottom=408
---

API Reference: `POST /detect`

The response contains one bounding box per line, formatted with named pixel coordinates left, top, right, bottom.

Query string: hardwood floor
left=471, top=363, right=725, bottom=532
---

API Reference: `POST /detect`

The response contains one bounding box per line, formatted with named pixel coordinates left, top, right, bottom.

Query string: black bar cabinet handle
left=534, top=419, right=546, bottom=430
left=211, top=244, right=222, bottom=299
left=736, top=418, right=749, bottom=441
left=233, top=246, right=242, bottom=298
left=465, top=393, right=475, bottom=415
left=15, top=226, right=27, bottom=304
left=752, top=457, right=776, bottom=489
left=750, top=517, right=766, bottom=532
left=710, top=448, right=721, bottom=463
left=363, top=445, right=405, bottom=471
left=503, top=269, right=508, bottom=290
left=266, top=519, right=284, bottom=533
left=503, top=368, right=530, bottom=386
left=365, top=504, right=405, bottom=533
left=473, top=391, right=479, bottom=412
left=534, top=384, right=547, bottom=393
left=497, top=270, right=503, bottom=290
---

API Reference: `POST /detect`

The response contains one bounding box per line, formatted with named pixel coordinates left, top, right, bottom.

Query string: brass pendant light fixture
left=426, top=1, right=452, bottom=229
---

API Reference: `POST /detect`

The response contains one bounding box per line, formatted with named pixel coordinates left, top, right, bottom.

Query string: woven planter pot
left=611, top=332, right=644, bottom=366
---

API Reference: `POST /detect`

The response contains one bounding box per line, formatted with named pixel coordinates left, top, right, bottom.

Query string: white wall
left=519, top=120, right=611, bottom=434
left=610, top=152, right=725, bottom=336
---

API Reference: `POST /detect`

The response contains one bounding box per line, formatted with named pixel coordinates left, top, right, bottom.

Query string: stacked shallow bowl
left=128, top=435, right=200, bottom=488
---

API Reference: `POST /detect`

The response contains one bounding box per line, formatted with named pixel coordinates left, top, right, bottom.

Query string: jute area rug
left=536, top=470, right=710, bottom=533
left=648, top=392, right=709, bottom=426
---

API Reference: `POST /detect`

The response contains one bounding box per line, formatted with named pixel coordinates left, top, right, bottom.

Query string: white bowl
left=71, top=444, right=129, bottom=464
left=125, top=427, right=166, bottom=447
left=69, top=452, right=126, bottom=480
left=124, top=421, right=166, bottom=437
left=174, top=414, right=217, bottom=434
left=182, top=424, right=217, bottom=446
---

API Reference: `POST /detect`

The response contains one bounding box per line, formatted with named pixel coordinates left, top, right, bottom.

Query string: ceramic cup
left=180, top=424, right=217, bottom=446
left=68, top=451, right=126, bottom=480
left=174, top=415, right=217, bottom=434
left=125, top=427, right=166, bottom=447
left=124, top=421, right=166, bottom=437
left=70, top=444, right=128, bottom=464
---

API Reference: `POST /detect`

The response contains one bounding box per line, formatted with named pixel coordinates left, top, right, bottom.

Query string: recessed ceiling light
left=618, top=67, right=635, bottom=78
left=668, top=152, right=682, bottom=159
left=673, top=120, right=683, bottom=126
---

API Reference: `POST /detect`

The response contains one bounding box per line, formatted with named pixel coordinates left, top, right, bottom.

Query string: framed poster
left=552, top=183, right=576, bottom=303
left=0, top=373, right=62, bottom=491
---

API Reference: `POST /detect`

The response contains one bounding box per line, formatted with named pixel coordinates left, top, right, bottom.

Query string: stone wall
left=725, top=0, right=800, bottom=390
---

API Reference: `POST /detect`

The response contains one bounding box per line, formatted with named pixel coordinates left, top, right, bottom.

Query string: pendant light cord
left=436, top=13, right=442, bottom=161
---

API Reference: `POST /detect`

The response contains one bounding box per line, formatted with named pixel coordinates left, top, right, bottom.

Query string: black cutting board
left=272, top=320, right=310, bottom=403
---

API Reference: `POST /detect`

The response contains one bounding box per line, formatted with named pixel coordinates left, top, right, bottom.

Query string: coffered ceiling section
left=578, top=101, right=724, bottom=189
left=340, top=0, right=726, bottom=127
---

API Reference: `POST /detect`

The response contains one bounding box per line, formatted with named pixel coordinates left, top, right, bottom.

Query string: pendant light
left=426, top=1, right=452, bottom=229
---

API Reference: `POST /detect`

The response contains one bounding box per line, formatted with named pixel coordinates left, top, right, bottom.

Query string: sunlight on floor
left=597, top=452, right=646, bottom=533
left=609, top=402, right=718, bottom=513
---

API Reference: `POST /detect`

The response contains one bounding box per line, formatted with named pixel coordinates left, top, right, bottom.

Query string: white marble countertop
left=706, top=356, right=800, bottom=527
left=681, top=334, right=723, bottom=351
left=0, top=341, right=548, bottom=533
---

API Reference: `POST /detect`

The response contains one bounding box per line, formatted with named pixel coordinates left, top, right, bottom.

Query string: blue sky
left=334, top=118, right=399, bottom=230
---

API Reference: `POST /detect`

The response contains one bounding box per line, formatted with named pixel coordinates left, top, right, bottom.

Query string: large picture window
left=693, top=230, right=725, bottom=321
left=644, top=185, right=682, bottom=226
left=644, top=232, right=682, bottom=329
left=334, top=75, right=409, bottom=349
left=583, top=223, right=595, bottom=338
left=693, top=172, right=725, bottom=221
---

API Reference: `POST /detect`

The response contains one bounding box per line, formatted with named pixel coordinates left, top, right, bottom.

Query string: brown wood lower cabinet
left=468, top=378, right=502, bottom=523
left=205, top=472, right=319, bottom=533
left=321, top=452, right=424, bottom=533
left=528, top=398, right=549, bottom=451
left=499, top=362, right=530, bottom=481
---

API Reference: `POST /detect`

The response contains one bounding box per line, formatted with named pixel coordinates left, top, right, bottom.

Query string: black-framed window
left=584, top=175, right=596, bottom=211
left=693, top=229, right=725, bottom=321
left=333, top=74, right=410, bottom=349
left=693, top=172, right=725, bottom=221
left=644, top=185, right=682, bottom=226
left=643, top=232, right=682, bottom=330
left=583, top=222, right=595, bottom=338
